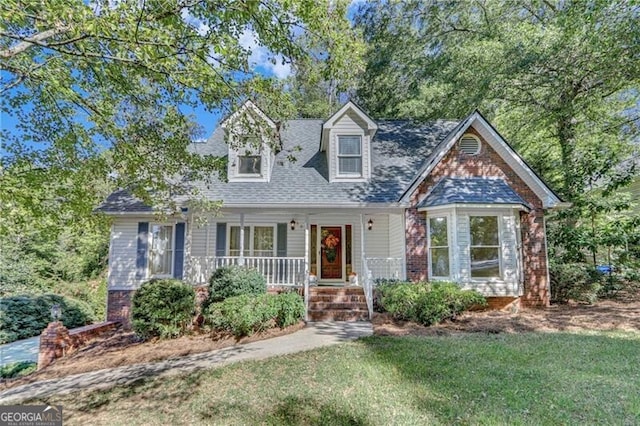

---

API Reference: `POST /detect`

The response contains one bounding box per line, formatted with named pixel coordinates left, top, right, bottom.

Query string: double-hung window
left=149, top=224, right=173, bottom=276
left=238, top=155, right=261, bottom=175
left=469, top=216, right=501, bottom=279
left=229, top=226, right=275, bottom=257
left=337, top=136, right=362, bottom=176
left=428, top=216, right=450, bottom=278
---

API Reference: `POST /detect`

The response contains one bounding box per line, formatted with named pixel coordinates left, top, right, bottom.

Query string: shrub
left=51, top=278, right=108, bottom=321
left=132, top=279, right=195, bottom=339
left=274, top=291, right=305, bottom=328
left=415, top=282, right=486, bottom=326
left=207, top=265, right=266, bottom=304
left=550, top=262, right=601, bottom=304
left=205, top=292, right=304, bottom=337
left=0, top=361, right=37, bottom=379
left=0, top=293, right=95, bottom=344
left=377, top=281, right=485, bottom=326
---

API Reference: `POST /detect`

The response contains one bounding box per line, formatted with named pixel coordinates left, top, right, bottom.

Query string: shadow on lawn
left=199, top=395, right=368, bottom=426
left=358, top=332, right=640, bottom=424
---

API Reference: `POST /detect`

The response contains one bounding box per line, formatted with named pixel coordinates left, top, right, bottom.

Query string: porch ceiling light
left=290, top=219, right=296, bottom=231
left=367, top=219, right=374, bottom=231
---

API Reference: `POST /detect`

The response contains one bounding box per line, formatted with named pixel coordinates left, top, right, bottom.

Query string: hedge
left=131, top=279, right=196, bottom=339
left=0, top=293, right=95, bottom=344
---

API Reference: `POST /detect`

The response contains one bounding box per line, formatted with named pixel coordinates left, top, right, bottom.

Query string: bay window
left=428, top=216, right=450, bottom=278
left=469, top=216, right=501, bottom=279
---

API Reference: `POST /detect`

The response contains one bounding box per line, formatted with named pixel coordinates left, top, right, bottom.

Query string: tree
left=354, top=0, right=640, bottom=265
left=0, top=0, right=359, bottom=227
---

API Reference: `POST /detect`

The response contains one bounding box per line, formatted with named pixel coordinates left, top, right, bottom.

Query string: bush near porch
left=376, top=281, right=486, bottom=326
left=131, top=279, right=196, bottom=339
left=204, top=291, right=305, bottom=337
left=206, top=265, right=267, bottom=305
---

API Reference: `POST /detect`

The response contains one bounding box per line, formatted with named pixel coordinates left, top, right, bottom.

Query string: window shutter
left=216, top=223, right=227, bottom=256
left=173, top=222, right=186, bottom=279
left=277, top=223, right=287, bottom=257
left=136, top=222, right=149, bottom=280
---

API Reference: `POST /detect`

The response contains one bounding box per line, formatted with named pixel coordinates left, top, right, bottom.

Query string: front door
left=320, top=226, right=342, bottom=280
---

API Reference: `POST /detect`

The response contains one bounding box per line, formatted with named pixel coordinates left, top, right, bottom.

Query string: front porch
left=181, top=210, right=406, bottom=320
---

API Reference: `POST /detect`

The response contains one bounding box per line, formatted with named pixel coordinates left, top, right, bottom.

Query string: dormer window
left=337, top=135, right=362, bottom=176
left=238, top=155, right=262, bottom=175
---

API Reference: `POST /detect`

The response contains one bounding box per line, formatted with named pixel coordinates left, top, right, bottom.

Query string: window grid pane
left=469, top=216, right=501, bottom=279
left=229, top=226, right=250, bottom=256
left=150, top=225, right=173, bottom=276
left=338, top=157, right=362, bottom=174
left=253, top=226, right=274, bottom=257
left=338, top=136, right=361, bottom=155
left=238, top=156, right=261, bottom=175
left=428, top=217, right=449, bottom=277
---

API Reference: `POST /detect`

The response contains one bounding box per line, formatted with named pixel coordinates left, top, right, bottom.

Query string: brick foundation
left=405, top=125, right=550, bottom=307
left=107, top=290, right=135, bottom=329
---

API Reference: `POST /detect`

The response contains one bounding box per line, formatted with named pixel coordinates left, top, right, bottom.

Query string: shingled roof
left=417, top=177, right=530, bottom=209
left=98, top=118, right=459, bottom=212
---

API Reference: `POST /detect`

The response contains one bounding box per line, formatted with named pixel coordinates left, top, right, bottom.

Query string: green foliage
left=0, top=361, right=37, bottom=380
left=51, top=279, right=107, bottom=322
left=131, top=279, right=195, bottom=340
left=550, top=262, right=602, bottom=304
left=205, top=292, right=304, bottom=337
left=377, top=281, right=485, bottom=326
left=207, top=266, right=267, bottom=304
left=273, top=291, right=306, bottom=328
left=0, top=293, right=95, bottom=344
left=1, top=1, right=359, bottom=227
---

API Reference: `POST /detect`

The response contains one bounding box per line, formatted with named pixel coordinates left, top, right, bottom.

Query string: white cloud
left=180, top=8, right=210, bottom=36
left=238, top=29, right=291, bottom=79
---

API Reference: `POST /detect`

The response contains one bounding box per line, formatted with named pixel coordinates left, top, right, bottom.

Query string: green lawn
left=42, top=331, right=640, bottom=425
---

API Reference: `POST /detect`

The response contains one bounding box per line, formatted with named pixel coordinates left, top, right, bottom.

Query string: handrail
left=188, top=256, right=305, bottom=286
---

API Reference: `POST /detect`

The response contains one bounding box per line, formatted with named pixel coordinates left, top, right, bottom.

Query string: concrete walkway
left=0, top=321, right=372, bottom=404
left=0, top=336, right=40, bottom=368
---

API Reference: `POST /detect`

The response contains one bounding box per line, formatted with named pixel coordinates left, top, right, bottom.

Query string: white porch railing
left=188, top=256, right=306, bottom=286
left=366, top=257, right=404, bottom=282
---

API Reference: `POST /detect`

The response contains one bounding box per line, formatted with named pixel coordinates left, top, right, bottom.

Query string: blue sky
left=1, top=1, right=365, bottom=150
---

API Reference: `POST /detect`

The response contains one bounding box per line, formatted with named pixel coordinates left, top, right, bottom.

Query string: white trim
left=336, top=134, right=364, bottom=179
left=321, top=101, right=378, bottom=152
left=147, top=223, right=175, bottom=279
left=419, top=203, right=530, bottom=212
left=220, top=100, right=277, bottom=129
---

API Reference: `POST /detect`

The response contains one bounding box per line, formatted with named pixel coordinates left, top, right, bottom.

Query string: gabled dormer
left=321, top=101, right=378, bottom=183
left=221, top=100, right=278, bottom=183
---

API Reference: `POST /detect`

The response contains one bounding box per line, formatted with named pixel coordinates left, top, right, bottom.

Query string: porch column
left=185, top=212, right=193, bottom=282
left=239, top=213, right=245, bottom=266
left=304, top=214, right=310, bottom=321
left=360, top=214, right=367, bottom=277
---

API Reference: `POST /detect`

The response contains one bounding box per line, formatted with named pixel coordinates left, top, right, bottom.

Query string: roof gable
left=320, top=101, right=378, bottom=152
left=400, top=110, right=563, bottom=209
left=220, top=100, right=276, bottom=130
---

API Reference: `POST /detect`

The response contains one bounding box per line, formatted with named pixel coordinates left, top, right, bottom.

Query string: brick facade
left=107, top=290, right=135, bottom=328
left=405, top=125, right=550, bottom=307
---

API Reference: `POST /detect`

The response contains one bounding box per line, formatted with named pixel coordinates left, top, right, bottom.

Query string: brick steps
left=307, top=286, right=369, bottom=322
